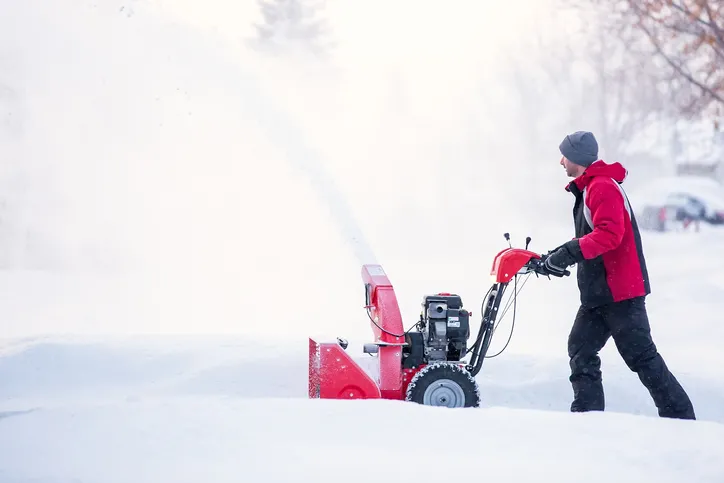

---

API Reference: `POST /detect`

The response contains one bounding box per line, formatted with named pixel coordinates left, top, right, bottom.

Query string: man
left=539, top=130, right=696, bottom=420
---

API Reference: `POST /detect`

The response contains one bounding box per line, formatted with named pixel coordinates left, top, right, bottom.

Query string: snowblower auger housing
left=308, top=240, right=568, bottom=408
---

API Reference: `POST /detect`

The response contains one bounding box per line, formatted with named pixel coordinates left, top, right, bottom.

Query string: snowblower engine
left=403, top=293, right=471, bottom=367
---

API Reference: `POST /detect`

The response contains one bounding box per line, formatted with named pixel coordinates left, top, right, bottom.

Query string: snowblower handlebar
left=467, top=245, right=570, bottom=377
left=490, top=248, right=569, bottom=283
left=526, top=255, right=571, bottom=278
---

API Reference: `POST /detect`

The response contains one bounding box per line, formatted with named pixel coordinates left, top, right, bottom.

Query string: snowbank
left=0, top=394, right=722, bottom=483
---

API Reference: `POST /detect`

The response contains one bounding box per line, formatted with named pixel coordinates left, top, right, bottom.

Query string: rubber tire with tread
left=405, top=362, right=481, bottom=408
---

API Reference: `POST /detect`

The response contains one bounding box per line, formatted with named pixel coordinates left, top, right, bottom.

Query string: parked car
left=629, top=175, right=724, bottom=232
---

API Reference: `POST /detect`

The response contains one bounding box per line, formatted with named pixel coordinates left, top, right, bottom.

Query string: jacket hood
left=567, top=160, right=628, bottom=192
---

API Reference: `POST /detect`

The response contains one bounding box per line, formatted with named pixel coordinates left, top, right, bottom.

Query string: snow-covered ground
left=2, top=229, right=724, bottom=483
left=2, top=1, right=724, bottom=482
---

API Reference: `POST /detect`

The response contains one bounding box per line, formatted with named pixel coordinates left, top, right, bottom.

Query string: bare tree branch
left=506, top=0, right=674, bottom=163
left=576, top=0, right=724, bottom=120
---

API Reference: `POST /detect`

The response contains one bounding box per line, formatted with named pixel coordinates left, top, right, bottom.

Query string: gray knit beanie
left=559, top=131, right=598, bottom=167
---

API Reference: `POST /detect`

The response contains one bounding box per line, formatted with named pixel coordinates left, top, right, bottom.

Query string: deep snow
left=2, top=398, right=724, bottom=483
left=1, top=1, right=724, bottom=482
left=1, top=330, right=724, bottom=483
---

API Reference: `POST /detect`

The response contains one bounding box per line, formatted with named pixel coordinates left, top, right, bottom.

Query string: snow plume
left=0, top=0, right=590, bottom=338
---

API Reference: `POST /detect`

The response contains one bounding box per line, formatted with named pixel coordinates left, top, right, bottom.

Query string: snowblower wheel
left=405, top=363, right=481, bottom=408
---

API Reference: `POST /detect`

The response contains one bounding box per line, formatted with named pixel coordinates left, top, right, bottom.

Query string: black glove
left=539, top=240, right=582, bottom=277
left=537, top=254, right=568, bottom=277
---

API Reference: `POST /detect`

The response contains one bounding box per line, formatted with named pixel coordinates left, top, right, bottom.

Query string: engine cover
left=421, top=293, right=470, bottom=362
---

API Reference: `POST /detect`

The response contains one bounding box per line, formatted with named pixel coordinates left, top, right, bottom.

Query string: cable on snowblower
left=364, top=283, right=419, bottom=338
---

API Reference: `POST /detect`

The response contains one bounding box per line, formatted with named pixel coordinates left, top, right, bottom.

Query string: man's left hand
left=543, top=240, right=580, bottom=273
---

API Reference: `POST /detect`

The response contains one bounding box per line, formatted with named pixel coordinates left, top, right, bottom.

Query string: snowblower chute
left=308, top=235, right=569, bottom=407
left=308, top=264, right=406, bottom=400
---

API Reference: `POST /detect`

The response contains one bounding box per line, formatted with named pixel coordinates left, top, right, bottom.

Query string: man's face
left=560, top=156, right=581, bottom=177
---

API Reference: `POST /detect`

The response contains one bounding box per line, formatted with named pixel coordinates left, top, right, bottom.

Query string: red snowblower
left=308, top=234, right=570, bottom=408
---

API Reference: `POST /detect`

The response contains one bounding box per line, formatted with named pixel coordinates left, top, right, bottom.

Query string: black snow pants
left=567, top=296, right=696, bottom=419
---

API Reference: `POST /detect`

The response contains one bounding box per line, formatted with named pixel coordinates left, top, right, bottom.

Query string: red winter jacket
left=564, top=160, right=650, bottom=307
